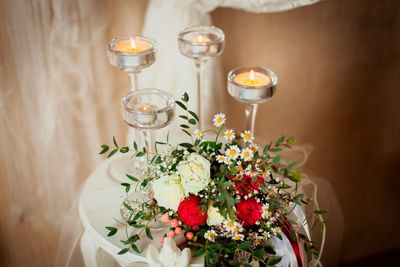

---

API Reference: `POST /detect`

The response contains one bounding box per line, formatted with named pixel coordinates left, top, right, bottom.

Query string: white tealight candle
left=234, top=69, right=271, bottom=87
left=133, top=103, right=158, bottom=125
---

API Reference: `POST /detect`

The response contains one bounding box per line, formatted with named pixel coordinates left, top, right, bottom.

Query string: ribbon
left=279, top=220, right=303, bottom=267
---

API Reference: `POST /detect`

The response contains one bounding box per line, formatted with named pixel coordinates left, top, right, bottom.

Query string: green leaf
left=286, top=137, right=296, bottom=145
left=179, top=143, right=193, bottom=148
left=106, top=226, right=117, bottom=236
left=263, top=143, right=271, bottom=154
left=188, top=118, right=196, bottom=125
left=193, top=246, right=206, bottom=257
left=287, top=161, right=297, bottom=168
left=133, top=141, right=138, bottom=151
left=118, top=248, right=129, bottom=255
left=294, top=193, right=304, bottom=199
left=113, top=136, right=119, bottom=148
left=145, top=227, right=153, bottom=240
left=238, top=240, right=252, bottom=250
left=181, top=129, right=191, bottom=136
left=125, top=174, right=139, bottom=182
left=131, top=244, right=141, bottom=254
left=182, top=92, right=189, bottom=102
left=275, top=135, right=285, bottom=146
left=135, top=151, right=145, bottom=157
left=123, top=201, right=133, bottom=212
left=108, top=148, right=118, bottom=158
left=179, top=115, right=188, bottom=120
left=120, top=146, right=129, bottom=153
left=180, top=124, right=190, bottom=129
left=175, top=100, right=187, bottom=110
left=265, top=246, right=276, bottom=255
left=99, top=145, right=109, bottom=154
left=271, top=147, right=282, bottom=152
left=253, top=248, right=265, bottom=260
left=189, top=110, right=199, bottom=121
left=121, top=183, right=131, bottom=193
left=267, top=256, right=282, bottom=265
left=271, top=155, right=281, bottom=165
left=313, top=210, right=328, bottom=215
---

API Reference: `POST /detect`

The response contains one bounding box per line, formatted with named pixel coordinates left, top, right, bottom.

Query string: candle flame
left=197, top=35, right=204, bottom=42
left=249, top=70, right=255, bottom=81
left=130, top=37, right=136, bottom=49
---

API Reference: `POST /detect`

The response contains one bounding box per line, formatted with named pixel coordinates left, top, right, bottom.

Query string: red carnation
left=177, top=196, right=207, bottom=227
left=235, top=198, right=262, bottom=227
left=234, top=175, right=264, bottom=196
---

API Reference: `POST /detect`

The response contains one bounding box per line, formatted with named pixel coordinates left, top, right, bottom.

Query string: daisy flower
left=216, top=155, right=226, bottom=164
left=232, top=234, right=244, bottom=241
left=240, top=147, right=254, bottom=162
left=224, top=220, right=243, bottom=234
left=261, top=204, right=271, bottom=219
left=225, top=145, right=240, bottom=160
left=224, top=157, right=232, bottom=165
left=271, top=227, right=281, bottom=236
left=249, top=143, right=259, bottom=152
left=241, top=130, right=254, bottom=143
left=213, top=113, right=226, bottom=127
left=193, top=129, right=203, bottom=140
left=262, top=231, right=271, bottom=239
left=204, top=230, right=217, bottom=242
left=223, top=129, right=235, bottom=141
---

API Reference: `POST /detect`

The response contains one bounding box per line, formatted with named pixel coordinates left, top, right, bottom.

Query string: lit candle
left=133, top=103, right=158, bottom=125
left=189, top=34, right=212, bottom=43
left=115, top=37, right=151, bottom=53
left=234, top=69, right=271, bottom=87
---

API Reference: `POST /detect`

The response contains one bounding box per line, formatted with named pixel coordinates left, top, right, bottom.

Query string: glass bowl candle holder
left=178, top=26, right=225, bottom=129
left=227, top=67, right=278, bottom=134
left=108, top=35, right=156, bottom=91
left=121, top=88, right=175, bottom=161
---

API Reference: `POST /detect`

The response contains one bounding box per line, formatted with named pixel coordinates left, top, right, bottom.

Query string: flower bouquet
left=101, top=93, right=325, bottom=266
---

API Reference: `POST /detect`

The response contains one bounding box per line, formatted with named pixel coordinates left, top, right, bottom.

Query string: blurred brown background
left=1, top=0, right=400, bottom=266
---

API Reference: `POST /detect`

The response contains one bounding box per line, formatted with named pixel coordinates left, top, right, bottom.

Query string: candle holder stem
left=245, top=103, right=258, bottom=134
left=128, top=71, right=139, bottom=91
left=195, top=60, right=205, bottom=129
left=142, top=130, right=155, bottom=162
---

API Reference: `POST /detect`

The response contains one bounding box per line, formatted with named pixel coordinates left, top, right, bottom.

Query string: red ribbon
left=278, top=220, right=303, bottom=267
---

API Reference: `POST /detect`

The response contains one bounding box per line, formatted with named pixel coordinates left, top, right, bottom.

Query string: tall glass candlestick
left=106, top=35, right=157, bottom=182
left=108, top=35, right=156, bottom=91
left=227, top=67, right=277, bottom=134
left=178, top=26, right=225, bottom=129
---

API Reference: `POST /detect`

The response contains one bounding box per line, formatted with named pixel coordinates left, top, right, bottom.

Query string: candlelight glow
left=130, top=37, right=136, bottom=49
left=197, top=35, right=204, bottom=42
left=249, top=70, right=255, bottom=81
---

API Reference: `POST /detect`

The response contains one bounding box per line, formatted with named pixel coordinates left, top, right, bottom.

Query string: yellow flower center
left=229, top=150, right=236, bottom=156
left=227, top=221, right=234, bottom=228
left=244, top=151, right=250, bottom=157
left=217, top=117, right=223, bottom=123
left=244, top=133, right=251, bottom=140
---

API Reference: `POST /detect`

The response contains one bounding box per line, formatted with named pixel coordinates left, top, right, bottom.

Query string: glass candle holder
left=227, top=67, right=278, bottom=134
left=178, top=26, right=225, bottom=129
left=121, top=88, right=175, bottom=161
left=108, top=35, right=156, bottom=91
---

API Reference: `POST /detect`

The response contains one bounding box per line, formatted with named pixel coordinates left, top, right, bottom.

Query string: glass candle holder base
left=107, top=155, right=145, bottom=183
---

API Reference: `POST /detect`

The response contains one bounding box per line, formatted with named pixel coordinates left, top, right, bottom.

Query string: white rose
left=152, top=174, right=184, bottom=211
left=207, top=204, right=224, bottom=226
left=177, top=153, right=211, bottom=195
